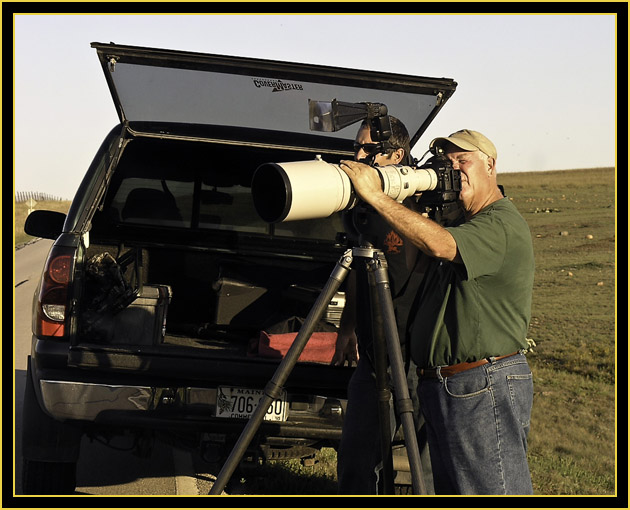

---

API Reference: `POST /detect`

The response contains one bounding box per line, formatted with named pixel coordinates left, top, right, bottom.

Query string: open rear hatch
left=69, top=43, right=457, bottom=376
left=91, top=42, right=456, bottom=149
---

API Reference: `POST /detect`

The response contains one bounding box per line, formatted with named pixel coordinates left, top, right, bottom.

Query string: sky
left=13, top=13, right=617, bottom=200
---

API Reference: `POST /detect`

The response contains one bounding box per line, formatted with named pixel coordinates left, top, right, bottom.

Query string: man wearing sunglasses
left=333, top=117, right=434, bottom=494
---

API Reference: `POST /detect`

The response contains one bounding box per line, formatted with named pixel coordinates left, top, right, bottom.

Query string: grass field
left=14, top=167, right=618, bottom=495
left=498, top=167, right=617, bottom=496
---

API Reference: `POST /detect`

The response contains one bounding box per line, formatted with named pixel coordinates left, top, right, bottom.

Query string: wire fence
left=15, top=191, right=67, bottom=203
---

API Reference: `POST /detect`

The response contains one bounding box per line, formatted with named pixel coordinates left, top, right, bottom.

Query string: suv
left=22, top=42, right=456, bottom=494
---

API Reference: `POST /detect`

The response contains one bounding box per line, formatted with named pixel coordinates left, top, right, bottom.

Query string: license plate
left=215, top=386, right=288, bottom=421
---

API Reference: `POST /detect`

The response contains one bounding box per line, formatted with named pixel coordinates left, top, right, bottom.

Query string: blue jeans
left=418, top=353, right=534, bottom=495
left=337, top=357, right=434, bottom=494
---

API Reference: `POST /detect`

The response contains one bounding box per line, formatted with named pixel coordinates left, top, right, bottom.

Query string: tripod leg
left=371, top=254, right=427, bottom=496
left=209, top=250, right=353, bottom=495
left=366, top=268, right=395, bottom=494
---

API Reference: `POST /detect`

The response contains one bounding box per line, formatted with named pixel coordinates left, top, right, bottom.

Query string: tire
left=22, top=459, right=77, bottom=495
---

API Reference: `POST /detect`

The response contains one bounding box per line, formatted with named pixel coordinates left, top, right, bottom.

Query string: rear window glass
left=103, top=137, right=345, bottom=241
left=108, top=62, right=440, bottom=146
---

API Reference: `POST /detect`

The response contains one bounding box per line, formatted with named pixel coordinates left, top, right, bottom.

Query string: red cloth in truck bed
left=252, top=331, right=337, bottom=364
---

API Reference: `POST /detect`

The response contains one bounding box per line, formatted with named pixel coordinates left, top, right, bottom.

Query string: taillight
left=34, top=246, right=75, bottom=337
left=48, top=255, right=72, bottom=284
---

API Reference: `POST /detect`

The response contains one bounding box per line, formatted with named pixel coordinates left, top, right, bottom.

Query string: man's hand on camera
left=340, top=160, right=384, bottom=204
left=331, top=329, right=359, bottom=367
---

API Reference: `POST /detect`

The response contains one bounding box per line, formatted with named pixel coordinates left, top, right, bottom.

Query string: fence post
left=16, top=191, right=66, bottom=203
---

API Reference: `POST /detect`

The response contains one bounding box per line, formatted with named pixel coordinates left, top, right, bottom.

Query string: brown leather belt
left=417, top=351, right=520, bottom=379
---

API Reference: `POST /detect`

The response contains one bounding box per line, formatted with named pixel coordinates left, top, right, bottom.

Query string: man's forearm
left=366, top=193, right=460, bottom=262
left=339, top=159, right=460, bottom=262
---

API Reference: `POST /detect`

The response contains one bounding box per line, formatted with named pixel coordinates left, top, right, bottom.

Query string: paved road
left=13, top=239, right=209, bottom=496
left=14, top=239, right=53, bottom=495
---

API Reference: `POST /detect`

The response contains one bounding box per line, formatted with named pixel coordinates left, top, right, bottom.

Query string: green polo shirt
left=410, top=198, right=534, bottom=368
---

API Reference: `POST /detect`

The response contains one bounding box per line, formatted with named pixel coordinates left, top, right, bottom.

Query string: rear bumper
left=39, top=379, right=345, bottom=438
left=31, top=337, right=350, bottom=438
left=39, top=379, right=156, bottom=420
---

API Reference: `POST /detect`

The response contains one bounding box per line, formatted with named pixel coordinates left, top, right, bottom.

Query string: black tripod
left=209, top=245, right=426, bottom=495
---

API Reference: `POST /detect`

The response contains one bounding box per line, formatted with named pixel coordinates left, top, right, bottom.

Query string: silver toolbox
left=85, top=284, right=172, bottom=345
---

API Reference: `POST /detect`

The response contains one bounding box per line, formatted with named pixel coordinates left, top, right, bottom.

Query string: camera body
left=414, top=148, right=462, bottom=213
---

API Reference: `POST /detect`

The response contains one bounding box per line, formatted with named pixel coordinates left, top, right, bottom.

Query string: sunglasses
left=353, top=142, right=381, bottom=155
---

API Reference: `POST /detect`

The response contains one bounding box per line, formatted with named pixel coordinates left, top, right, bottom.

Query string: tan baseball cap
left=430, top=129, right=497, bottom=159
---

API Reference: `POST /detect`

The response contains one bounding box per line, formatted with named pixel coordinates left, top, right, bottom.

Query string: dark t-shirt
left=345, top=200, right=425, bottom=362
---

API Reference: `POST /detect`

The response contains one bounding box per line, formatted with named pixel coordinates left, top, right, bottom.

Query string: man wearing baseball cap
left=339, top=130, right=535, bottom=494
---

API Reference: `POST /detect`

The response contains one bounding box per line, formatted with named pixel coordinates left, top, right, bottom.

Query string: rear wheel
left=22, top=459, right=77, bottom=495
